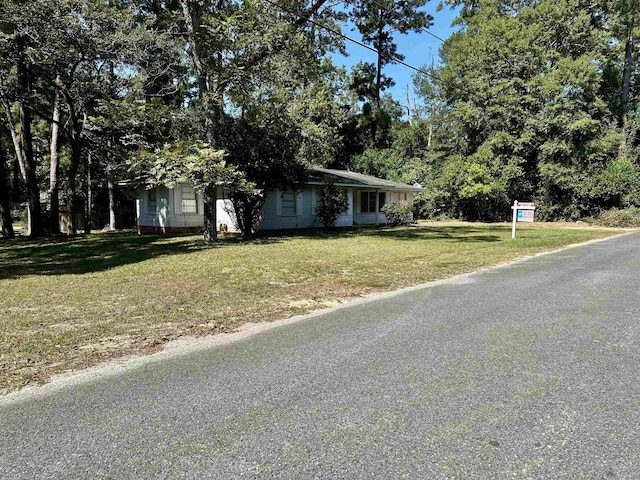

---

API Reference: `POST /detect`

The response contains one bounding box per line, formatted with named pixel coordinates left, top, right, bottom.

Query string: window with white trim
left=181, top=185, right=198, bottom=214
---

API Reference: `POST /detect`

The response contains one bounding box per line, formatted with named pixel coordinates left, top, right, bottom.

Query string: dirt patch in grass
left=0, top=222, right=630, bottom=395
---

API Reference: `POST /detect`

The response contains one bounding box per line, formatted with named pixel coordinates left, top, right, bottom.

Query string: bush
left=381, top=201, right=413, bottom=226
left=595, top=208, right=640, bottom=228
left=316, top=178, right=348, bottom=228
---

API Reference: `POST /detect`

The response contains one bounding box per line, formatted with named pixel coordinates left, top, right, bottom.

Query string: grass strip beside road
left=0, top=222, right=627, bottom=394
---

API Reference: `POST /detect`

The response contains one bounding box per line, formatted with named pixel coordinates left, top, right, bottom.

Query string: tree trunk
left=85, top=152, right=92, bottom=234
left=203, top=185, right=218, bottom=243
left=1, top=96, right=25, bottom=203
left=242, top=201, right=256, bottom=238
left=108, top=178, right=116, bottom=230
left=16, top=33, right=44, bottom=237
left=370, top=11, right=385, bottom=145
left=405, top=85, right=412, bottom=124
left=68, top=137, right=81, bottom=235
left=180, top=0, right=213, bottom=143
left=1, top=97, right=25, bottom=178
left=375, top=16, right=383, bottom=110
left=620, top=11, right=634, bottom=130
left=181, top=0, right=217, bottom=241
left=12, top=155, right=20, bottom=202
left=49, top=80, right=61, bottom=234
left=617, top=6, right=635, bottom=163
left=62, top=92, right=84, bottom=236
left=0, top=135, right=15, bottom=238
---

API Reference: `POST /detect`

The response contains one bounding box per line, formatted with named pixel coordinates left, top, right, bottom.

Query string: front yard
left=0, top=222, right=627, bottom=394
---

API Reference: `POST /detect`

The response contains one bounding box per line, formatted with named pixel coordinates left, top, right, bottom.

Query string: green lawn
left=0, top=222, right=628, bottom=394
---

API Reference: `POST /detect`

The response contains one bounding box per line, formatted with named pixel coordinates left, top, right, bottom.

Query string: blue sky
left=334, top=3, right=462, bottom=102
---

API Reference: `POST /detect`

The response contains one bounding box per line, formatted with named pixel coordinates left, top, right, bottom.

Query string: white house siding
left=334, top=187, right=354, bottom=227
left=170, top=183, right=206, bottom=230
left=137, top=184, right=206, bottom=233
left=351, top=190, right=416, bottom=225
left=136, top=183, right=419, bottom=234
left=137, top=186, right=172, bottom=232
left=262, top=188, right=314, bottom=230
left=353, top=212, right=387, bottom=225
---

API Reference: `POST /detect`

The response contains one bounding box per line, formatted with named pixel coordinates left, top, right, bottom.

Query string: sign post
left=511, top=201, right=536, bottom=238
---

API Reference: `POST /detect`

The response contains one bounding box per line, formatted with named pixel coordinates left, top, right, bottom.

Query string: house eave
left=308, top=167, right=424, bottom=192
left=305, top=181, right=423, bottom=192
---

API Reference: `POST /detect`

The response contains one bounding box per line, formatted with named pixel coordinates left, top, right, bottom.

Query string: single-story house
left=135, top=167, right=423, bottom=234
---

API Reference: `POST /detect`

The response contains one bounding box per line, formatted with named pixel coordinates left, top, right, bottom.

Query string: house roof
left=308, top=167, right=423, bottom=191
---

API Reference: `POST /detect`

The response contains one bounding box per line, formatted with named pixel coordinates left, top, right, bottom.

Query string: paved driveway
left=2, top=233, right=639, bottom=479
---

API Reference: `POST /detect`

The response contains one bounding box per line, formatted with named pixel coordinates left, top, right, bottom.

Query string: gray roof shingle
left=308, top=167, right=423, bottom=191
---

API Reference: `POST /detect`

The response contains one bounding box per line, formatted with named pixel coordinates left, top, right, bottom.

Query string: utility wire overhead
left=261, top=0, right=495, bottom=105
left=365, top=0, right=447, bottom=43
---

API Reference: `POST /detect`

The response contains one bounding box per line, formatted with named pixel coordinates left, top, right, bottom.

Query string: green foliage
left=381, top=200, right=413, bottom=226
left=595, top=208, right=640, bottom=228
left=316, top=177, right=348, bottom=228
left=592, top=158, right=639, bottom=206
left=353, top=148, right=405, bottom=181
left=348, top=0, right=432, bottom=106
left=2, top=0, right=639, bottom=240
left=136, top=140, right=254, bottom=195
left=409, top=0, right=640, bottom=221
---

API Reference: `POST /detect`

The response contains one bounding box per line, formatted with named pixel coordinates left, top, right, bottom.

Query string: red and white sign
left=516, top=202, right=535, bottom=209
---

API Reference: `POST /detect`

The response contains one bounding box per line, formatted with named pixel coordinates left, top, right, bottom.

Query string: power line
left=262, top=0, right=494, bottom=105
left=361, top=0, right=448, bottom=44
left=420, top=28, right=447, bottom=44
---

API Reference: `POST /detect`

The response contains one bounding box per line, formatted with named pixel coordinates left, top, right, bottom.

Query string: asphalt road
left=2, top=232, right=640, bottom=479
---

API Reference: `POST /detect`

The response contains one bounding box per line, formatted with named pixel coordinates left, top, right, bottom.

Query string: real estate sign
left=511, top=201, right=536, bottom=238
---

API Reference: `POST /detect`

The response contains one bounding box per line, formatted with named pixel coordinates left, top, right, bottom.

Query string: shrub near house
left=382, top=201, right=414, bottom=226
left=316, top=178, right=349, bottom=228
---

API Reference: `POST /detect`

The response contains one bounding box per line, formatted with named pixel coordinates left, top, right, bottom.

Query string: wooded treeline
left=0, top=0, right=638, bottom=240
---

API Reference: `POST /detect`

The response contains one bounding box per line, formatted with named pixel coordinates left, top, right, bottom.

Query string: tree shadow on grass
left=341, top=225, right=504, bottom=243
left=0, top=230, right=299, bottom=279
left=0, top=232, right=211, bottom=279
left=238, top=224, right=505, bottom=243
left=0, top=224, right=505, bottom=279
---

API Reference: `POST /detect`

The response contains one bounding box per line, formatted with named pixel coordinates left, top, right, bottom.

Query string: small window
left=181, top=185, right=198, bottom=214
left=281, top=191, right=296, bottom=216
left=148, top=190, right=157, bottom=214
left=378, top=192, right=386, bottom=210
left=360, top=192, right=376, bottom=213
left=360, top=191, right=385, bottom=213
